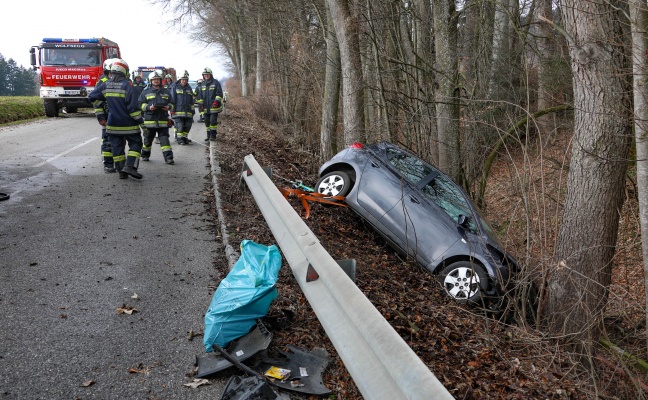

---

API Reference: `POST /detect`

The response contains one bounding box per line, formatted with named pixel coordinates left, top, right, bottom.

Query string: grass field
left=0, top=96, right=44, bottom=124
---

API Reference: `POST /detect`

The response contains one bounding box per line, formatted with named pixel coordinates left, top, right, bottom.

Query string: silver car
left=316, top=141, right=518, bottom=304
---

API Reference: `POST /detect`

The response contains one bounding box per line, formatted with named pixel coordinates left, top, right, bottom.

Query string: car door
left=355, top=149, right=412, bottom=247
left=416, top=172, right=479, bottom=264
left=357, top=147, right=436, bottom=261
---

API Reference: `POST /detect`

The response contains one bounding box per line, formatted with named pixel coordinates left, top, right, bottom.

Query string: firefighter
left=170, top=70, right=195, bottom=145
left=194, top=78, right=204, bottom=122
left=88, top=59, right=144, bottom=179
left=163, top=74, right=174, bottom=90
left=195, top=67, right=223, bottom=141
left=132, top=75, right=146, bottom=98
left=93, top=58, right=117, bottom=173
left=139, top=70, right=175, bottom=164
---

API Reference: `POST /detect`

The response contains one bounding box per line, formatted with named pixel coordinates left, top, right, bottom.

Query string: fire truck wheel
left=44, top=99, right=59, bottom=117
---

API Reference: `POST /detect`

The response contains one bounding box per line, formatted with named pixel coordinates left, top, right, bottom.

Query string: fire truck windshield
left=41, top=48, right=101, bottom=67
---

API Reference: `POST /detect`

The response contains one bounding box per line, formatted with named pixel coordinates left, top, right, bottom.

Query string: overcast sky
left=3, top=0, right=229, bottom=81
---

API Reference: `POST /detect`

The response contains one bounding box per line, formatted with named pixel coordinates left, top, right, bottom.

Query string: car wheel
left=316, top=171, right=351, bottom=197
left=440, top=261, right=488, bottom=304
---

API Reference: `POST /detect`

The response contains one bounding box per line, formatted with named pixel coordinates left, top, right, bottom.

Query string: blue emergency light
left=42, top=38, right=99, bottom=43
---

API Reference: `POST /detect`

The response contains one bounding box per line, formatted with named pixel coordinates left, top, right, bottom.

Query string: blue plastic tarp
left=204, top=240, right=282, bottom=352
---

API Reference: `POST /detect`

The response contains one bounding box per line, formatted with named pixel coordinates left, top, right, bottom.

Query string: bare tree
left=326, top=0, right=365, bottom=144
left=546, top=0, right=632, bottom=358
left=433, top=0, right=461, bottom=182
left=629, top=0, right=648, bottom=351
left=320, top=2, right=341, bottom=160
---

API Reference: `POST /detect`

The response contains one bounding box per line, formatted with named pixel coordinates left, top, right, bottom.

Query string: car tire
left=440, top=261, right=488, bottom=304
left=316, top=171, right=352, bottom=197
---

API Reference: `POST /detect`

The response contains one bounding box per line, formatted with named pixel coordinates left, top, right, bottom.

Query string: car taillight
left=349, top=142, right=364, bottom=149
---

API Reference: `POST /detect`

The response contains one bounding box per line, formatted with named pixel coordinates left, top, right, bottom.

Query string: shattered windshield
left=41, top=48, right=100, bottom=67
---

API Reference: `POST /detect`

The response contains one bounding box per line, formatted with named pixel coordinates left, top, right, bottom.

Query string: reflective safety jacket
left=132, top=80, right=146, bottom=98
left=89, top=73, right=143, bottom=135
left=138, top=85, right=175, bottom=128
left=170, top=83, right=195, bottom=118
left=195, top=77, right=223, bottom=115
left=92, top=73, right=110, bottom=121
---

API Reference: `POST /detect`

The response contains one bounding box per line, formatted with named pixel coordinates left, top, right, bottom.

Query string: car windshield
left=41, top=48, right=100, bottom=66
left=386, top=148, right=434, bottom=185
left=420, top=174, right=479, bottom=233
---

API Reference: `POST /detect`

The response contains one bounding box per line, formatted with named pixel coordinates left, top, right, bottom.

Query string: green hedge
left=0, top=96, right=44, bottom=124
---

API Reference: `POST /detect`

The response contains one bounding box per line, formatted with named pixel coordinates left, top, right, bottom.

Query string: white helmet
left=110, top=59, right=129, bottom=76
left=103, top=58, right=117, bottom=71
left=148, top=70, right=164, bottom=81
left=180, top=70, right=189, bottom=80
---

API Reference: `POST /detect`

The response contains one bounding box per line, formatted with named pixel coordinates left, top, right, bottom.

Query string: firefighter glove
left=98, top=119, right=106, bottom=126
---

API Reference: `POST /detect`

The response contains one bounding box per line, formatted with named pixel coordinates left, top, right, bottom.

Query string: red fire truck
left=30, top=38, right=121, bottom=117
left=132, top=66, right=177, bottom=84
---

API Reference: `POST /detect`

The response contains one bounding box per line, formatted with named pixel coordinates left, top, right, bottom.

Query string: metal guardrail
left=210, top=144, right=239, bottom=269
left=242, top=154, right=453, bottom=400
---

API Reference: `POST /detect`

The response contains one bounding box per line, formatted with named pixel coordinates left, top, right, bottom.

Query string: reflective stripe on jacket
left=138, top=86, right=175, bottom=128
left=171, top=83, right=195, bottom=117
left=88, top=74, right=143, bottom=135
left=195, top=77, right=223, bottom=114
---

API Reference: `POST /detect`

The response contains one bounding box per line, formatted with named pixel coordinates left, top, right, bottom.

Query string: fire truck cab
left=132, top=66, right=177, bottom=85
left=30, top=37, right=121, bottom=117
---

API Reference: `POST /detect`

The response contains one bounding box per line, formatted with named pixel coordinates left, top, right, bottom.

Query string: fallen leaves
left=116, top=304, right=137, bottom=315
left=183, top=379, right=210, bottom=389
left=80, top=380, right=95, bottom=387
left=187, top=330, right=203, bottom=341
left=128, top=363, right=152, bottom=375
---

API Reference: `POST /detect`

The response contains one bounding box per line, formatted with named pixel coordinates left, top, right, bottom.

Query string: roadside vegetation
left=0, top=96, right=43, bottom=124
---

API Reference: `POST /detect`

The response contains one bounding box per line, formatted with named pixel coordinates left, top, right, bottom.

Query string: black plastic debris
left=218, top=375, right=277, bottom=400
left=195, top=320, right=272, bottom=378
left=252, top=345, right=331, bottom=395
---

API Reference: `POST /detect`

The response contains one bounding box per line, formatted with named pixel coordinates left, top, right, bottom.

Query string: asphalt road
left=0, top=112, right=227, bottom=399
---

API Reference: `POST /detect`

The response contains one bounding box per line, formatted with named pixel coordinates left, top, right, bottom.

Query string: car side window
left=421, top=174, right=478, bottom=233
left=386, top=148, right=433, bottom=185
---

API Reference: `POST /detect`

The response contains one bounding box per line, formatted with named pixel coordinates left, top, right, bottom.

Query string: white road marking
left=33, top=137, right=99, bottom=167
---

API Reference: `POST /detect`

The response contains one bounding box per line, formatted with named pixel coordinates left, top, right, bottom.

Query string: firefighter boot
left=122, top=166, right=142, bottom=179
left=141, top=147, right=151, bottom=161
left=122, top=156, right=142, bottom=179
left=115, top=161, right=128, bottom=179
left=164, top=151, right=175, bottom=165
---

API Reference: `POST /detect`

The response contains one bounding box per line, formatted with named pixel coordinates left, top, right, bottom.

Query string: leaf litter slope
left=208, top=97, right=645, bottom=399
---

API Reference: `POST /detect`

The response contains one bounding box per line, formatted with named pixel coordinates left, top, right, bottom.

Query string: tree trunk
left=320, top=3, right=341, bottom=160
left=488, top=0, right=511, bottom=100
left=629, top=0, right=648, bottom=352
left=326, top=0, right=365, bottom=144
left=534, top=0, right=555, bottom=137
left=546, top=0, right=632, bottom=358
left=433, top=0, right=461, bottom=182
left=255, top=20, right=262, bottom=94
left=234, top=0, right=249, bottom=96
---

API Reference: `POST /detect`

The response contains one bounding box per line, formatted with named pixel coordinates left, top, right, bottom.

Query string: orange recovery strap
left=279, top=188, right=346, bottom=219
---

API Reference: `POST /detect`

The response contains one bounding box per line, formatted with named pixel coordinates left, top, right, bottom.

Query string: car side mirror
left=457, top=214, right=470, bottom=228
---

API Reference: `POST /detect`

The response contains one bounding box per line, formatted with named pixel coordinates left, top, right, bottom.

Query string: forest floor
left=204, top=97, right=647, bottom=399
